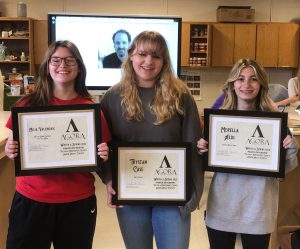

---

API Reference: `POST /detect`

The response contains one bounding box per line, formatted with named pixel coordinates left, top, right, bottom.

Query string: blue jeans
left=116, top=206, right=191, bottom=249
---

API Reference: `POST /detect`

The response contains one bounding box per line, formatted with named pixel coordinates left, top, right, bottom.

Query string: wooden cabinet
left=269, top=134, right=300, bottom=249
left=256, top=24, right=279, bottom=67
left=211, top=23, right=256, bottom=67
left=195, top=22, right=299, bottom=68
left=181, top=22, right=190, bottom=67
left=181, top=22, right=211, bottom=67
left=0, top=17, right=35, bottom=77
left=234, top=24, right=256, bottom=62
left=0, top=112, right=15, bottom=249
left=278, top=23, right=299, bottom=67
left=256, top=23, right=299, bottom=68
left=211, top=24, right=234, bottom=67
left=33, top=19, right=48, bottom=65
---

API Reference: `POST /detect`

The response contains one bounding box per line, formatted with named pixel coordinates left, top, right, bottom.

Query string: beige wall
left=2, top=0, right=300, bottom=23
left=1, top=0, right=300, bottom=109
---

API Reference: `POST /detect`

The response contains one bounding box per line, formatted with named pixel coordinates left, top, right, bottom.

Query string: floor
left=92, top=173, right=243, bottom=249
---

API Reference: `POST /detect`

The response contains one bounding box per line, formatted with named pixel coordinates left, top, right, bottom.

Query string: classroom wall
left=1, top=0, right=300, bottom=109
left=1, top=0, right=300, bottom=23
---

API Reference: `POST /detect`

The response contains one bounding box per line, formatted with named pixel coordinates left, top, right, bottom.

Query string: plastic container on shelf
left=20, top=52, right=26, bottom=62
left=17, top=2, right=27, bottom=17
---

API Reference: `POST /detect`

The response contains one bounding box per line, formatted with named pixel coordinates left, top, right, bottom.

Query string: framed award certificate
left=203, top=108, right=288, bottom=178
left=111, top=142, right=191, bottom=205
left=12, top=104, right=102, bottom=176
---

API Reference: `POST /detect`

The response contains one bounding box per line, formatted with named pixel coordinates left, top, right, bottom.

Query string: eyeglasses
left=49, top=56, right=77, bottom=66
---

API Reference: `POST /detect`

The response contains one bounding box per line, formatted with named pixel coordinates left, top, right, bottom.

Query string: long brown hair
left=120, top=31, right=189, bottom=125
left=18, top=40, right=92, bottom=106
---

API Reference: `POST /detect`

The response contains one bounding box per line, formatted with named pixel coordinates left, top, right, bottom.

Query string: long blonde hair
left=120, top=31, right=189, bottom=125
left=221, top=58, right=277, bottom=112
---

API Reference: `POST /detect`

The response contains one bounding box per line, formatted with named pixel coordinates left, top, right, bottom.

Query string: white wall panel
left=0, top=0, right=298, bottom=22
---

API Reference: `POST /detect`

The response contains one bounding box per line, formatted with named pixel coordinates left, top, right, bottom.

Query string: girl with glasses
left=4, top=40, right=110, bottom=249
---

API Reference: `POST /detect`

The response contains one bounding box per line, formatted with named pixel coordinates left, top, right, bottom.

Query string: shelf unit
left=182, top=22, right=299, bottom=68
left=189, top=23, right=210, bottom=67
left=0, top=17, right=35, bottom=77
left=180, top=69, right=201, bottom=100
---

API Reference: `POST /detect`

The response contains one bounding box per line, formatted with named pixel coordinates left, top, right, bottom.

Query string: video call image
left=49, top=14, right=181, bottom=90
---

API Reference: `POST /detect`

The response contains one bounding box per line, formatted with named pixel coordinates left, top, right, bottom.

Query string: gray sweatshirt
left=100, top=83, right=204, bottom=216
left=205, top=134, right=298, bottom=234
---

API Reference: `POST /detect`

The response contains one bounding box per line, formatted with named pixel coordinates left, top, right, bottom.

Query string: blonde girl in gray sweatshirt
left=197, top=58, right=298, bottom=249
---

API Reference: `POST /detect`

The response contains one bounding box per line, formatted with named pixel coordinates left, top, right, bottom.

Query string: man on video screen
left=102, top=29, right=131, bottom=68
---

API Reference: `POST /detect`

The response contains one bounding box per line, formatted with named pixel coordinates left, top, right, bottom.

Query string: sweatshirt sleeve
left=101, top=111, right=111, bottom=143
left=287, top=78, right=300, bottom=107
left=97, top=92, right=113, bottom=184
left=288, top=78, right=298, bottom=97
left=179, top=93, right=205, bottom=216
left=285, top=134, right=299, bottom=173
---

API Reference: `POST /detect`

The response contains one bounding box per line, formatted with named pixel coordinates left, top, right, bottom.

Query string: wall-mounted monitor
left=48, top=13, right=182, bottom=93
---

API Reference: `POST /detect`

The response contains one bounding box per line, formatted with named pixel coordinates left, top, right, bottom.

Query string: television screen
left=48, top=13, right=182, bottom=92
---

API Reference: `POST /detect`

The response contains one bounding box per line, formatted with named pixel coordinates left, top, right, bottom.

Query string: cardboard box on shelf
left=7, top=73, right=22, bottom=80
left=217, top=6, right=255, bottom=23
left=23, top=75, right=35, bottom=94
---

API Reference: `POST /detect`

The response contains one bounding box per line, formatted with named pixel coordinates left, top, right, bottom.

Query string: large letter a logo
left=251, top=125, right=264, bottom=138
left=159, top=155, right=172, bottom=169
left=66, top=119, right=79, bottom=132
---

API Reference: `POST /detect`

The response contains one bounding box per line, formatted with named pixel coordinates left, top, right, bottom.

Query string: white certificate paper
left=210, top=116, right=279, bottom=171
left=111, top=142, right=191, bottom=205
left=118, top=148, right=186, bottom=200
left=20, top=111, right=95, bottom=169
left=204, top=109, right=287, bottom=177
left=12, top=104, right=101, bottom=175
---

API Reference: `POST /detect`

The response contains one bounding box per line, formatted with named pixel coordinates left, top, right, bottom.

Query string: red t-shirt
left=6, top=96, right=111, bottom=203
